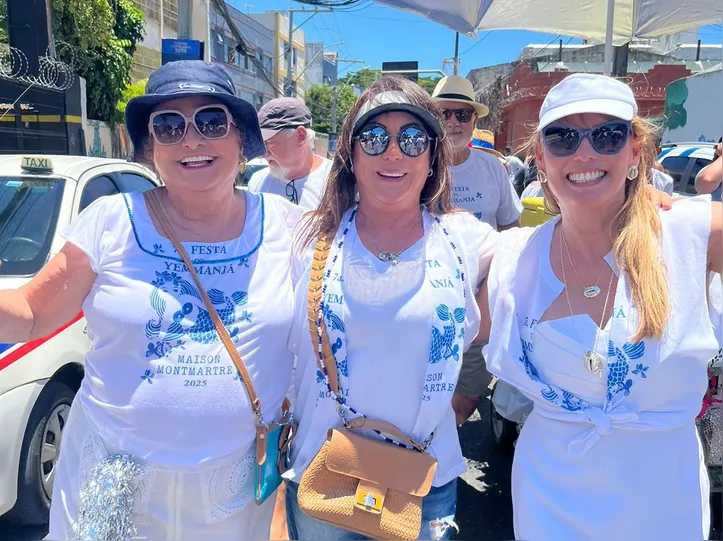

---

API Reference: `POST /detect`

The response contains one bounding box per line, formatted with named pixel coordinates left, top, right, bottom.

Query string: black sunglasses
left=353, top=124, right=432, bottom=158
left=440, top=108, right=475, bottom=124
left=148, top=104, right=234, bottom=145
left=542, top=121, right=632, bottom=157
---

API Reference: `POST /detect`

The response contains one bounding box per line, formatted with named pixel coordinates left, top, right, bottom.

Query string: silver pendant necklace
left=360, top=208, right=422, bottom=267
left=561, top=229, right=605, bottom=298
left=559, top=226, right=615, bottom=377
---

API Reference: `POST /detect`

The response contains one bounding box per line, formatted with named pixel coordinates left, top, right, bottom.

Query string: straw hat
left=431, top=76, right=489, bottom=118
left=471, top=128, right=503, bottom=159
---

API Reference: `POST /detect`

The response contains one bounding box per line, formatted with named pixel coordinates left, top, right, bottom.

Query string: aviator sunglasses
left=440, top=108, right=475, bottom=124
left=353, top=124, right=432, bottom=158
left=148, top=104, right=235, bottom=145
left=542, top=121, right=632, bottom=157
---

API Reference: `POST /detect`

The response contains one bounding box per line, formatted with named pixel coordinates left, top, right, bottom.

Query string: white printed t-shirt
left=60, top=190, right=301, bottom=465
left=450, top=149, right=523, bottom=229
left=248, top=157, right=332, bottom=211
left=285, top=211, right=499, bottom=487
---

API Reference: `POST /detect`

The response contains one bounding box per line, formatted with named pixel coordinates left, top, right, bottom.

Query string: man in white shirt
left=432, top=76, right=523, bottom=231
left=247, top=98, right=332, bottom=211
left=432, top=76, right=523, bottom=426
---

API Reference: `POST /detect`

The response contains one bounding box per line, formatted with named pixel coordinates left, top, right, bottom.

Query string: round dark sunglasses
left=148, top=104, right=234, bottom=145
left=542, top=121, right=632, bottom=157
left=354, top=124, right=432, bottom=158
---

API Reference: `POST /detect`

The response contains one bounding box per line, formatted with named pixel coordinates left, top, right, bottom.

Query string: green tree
left=418, top=76, right=441, bottom=95
left=305, top=83, right=358, bottom=135
left=338, top=68, right=379, bottom=91
left=115, top=77, right=146, bottom=124
left=0, top=0, right=8, bottom=45
left=53, top=0, right=145, bottom=124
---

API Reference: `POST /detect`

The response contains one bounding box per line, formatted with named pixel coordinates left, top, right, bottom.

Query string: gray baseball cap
left=257, top=97, right=312, bottom=141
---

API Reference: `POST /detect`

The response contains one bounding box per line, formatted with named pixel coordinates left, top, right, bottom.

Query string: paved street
left=0, top=382, right=719, bottom=541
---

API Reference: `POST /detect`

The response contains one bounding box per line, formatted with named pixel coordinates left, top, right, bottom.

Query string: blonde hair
left=537, top=116, right=670, bottom=342
left=298, top=76, right=454, bottom=249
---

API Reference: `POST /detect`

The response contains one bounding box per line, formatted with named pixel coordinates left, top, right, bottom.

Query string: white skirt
left=512, top=410, right=710, bottom=541
left=48, top=396, right=275, bottom=540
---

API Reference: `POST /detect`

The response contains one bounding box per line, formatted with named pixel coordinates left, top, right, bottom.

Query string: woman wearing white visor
left=479, top=73, right=722, bottom=540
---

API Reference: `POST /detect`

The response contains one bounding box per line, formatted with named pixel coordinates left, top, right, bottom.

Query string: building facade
left=209, top=3, right=275, bottom=110
left=250, top=11, right=306, bottom=99
left=305, top=41, right=325, bottom=89
left=130, top=0, right=210, bottom=81
left=497, top=63, right=693, bottom=153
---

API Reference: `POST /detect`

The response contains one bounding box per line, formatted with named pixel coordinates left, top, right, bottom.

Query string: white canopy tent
left=371, top=0, right=723, bottom=75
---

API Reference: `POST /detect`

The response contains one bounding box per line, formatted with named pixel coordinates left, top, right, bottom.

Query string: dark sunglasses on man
left=440, top=108, right=475, bottom=124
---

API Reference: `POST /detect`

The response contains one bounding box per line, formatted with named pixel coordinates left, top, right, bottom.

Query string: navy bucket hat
left=125, top=60, right=265, bottom=160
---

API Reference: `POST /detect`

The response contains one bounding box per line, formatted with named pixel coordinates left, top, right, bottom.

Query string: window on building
left=227, top=43, right=237, bottom=65
left=213, top=32, right=225, bottom=62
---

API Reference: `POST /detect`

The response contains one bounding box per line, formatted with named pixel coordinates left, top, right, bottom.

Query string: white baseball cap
left=537, top=73, right=638, bottom=132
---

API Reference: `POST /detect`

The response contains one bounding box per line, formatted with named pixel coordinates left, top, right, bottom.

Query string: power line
left=459, top=32, right=491, bottom=56
left=210, top=0, right=282, bottom=96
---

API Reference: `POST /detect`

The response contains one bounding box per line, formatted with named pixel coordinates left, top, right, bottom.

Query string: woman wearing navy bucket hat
left=0, top=60, right=300, bottom=539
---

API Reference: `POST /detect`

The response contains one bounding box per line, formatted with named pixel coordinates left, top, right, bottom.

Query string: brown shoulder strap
left=144, top=190, right=262, bottom=418
left=306, top=236, right=341, bottom=395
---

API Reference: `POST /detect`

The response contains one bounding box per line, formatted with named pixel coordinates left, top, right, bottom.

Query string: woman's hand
left=644, top=184, right=675, bottom=210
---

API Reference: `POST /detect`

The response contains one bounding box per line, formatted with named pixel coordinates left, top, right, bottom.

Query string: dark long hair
left=298, top=75, right=453, bottom=248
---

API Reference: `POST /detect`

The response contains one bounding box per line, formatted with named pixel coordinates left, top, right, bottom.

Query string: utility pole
left=329, top=57, right=364, bottom=154
left=283, top=7, right=333, bottom=97
left=453, top=32, right=460, bottom=75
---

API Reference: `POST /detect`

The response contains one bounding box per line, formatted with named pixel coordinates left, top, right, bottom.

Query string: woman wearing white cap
left=480, top=73, right=722, bottom=540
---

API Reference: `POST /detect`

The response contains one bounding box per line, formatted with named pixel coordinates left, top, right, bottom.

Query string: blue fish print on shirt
left=146, top=270, right=249, bottom=346
left=183, top=290, right=248, bottom=344
left=323, top=304, right=345, bottom=333
left=607, top=340, right=646, bottom=402
left=429, top=304, right=465, bottom=364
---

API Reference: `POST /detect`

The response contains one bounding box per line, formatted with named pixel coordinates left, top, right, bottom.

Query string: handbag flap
left=325, top=429, right=438, bottom=497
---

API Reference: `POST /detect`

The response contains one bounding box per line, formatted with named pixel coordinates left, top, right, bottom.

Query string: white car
left=0, top=155, right=159, bottom=525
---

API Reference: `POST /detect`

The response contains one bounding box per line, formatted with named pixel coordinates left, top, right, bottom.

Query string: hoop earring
left=626, top=165, right=639, bottom=180
left=538, top=170, right=548, bottom=184
left=428, top=168, right=433, bottom=178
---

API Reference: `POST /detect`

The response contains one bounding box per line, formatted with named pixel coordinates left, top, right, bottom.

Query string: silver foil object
left=73, top=454, right=142, bottom=540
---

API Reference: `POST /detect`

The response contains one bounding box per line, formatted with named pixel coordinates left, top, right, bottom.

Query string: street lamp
left=291, top=40, right=345, bottom=92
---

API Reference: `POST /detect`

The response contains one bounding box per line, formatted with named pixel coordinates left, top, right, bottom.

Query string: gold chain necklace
left=559, top=226, right=615, bottom=377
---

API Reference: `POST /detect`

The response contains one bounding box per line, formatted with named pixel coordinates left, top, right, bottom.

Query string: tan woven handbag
left=297, top=237, right=438, bottom=540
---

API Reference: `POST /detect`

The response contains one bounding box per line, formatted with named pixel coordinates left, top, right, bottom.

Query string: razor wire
left=0, top=40, right=76, bottom=91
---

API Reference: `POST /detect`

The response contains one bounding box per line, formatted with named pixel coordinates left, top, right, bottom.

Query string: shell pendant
left=584, top=351, right=603, bottom=377
left=583, top=286, right=601, bottom=298
left=378, top=252, right=401, bottom=266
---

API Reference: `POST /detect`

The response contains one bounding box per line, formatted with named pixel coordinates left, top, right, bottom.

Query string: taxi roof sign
left=21, top=156, right=54, bottom=172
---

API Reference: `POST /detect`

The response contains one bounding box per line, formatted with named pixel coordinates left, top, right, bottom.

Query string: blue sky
left=239, top=1, right=722, bottom=77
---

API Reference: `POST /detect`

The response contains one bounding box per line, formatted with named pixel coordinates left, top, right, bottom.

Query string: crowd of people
left=0, top=59, right=720, bottom=541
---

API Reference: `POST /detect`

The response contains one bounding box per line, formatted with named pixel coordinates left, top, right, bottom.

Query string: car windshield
left=0, top=177, right=64, bottom=276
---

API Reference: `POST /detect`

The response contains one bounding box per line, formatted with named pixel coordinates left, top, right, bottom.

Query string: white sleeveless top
left=61, top=190, right=302, bottom=466
left=485, top=196, right=716, bottom=540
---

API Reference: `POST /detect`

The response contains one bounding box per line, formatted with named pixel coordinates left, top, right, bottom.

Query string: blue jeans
left=286, top=478, right=458, bottom=540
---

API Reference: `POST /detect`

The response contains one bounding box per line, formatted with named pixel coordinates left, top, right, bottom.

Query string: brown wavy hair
left=537, top=116, right=670, bottom=341
left=298, top=75, right=454, bottom=248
